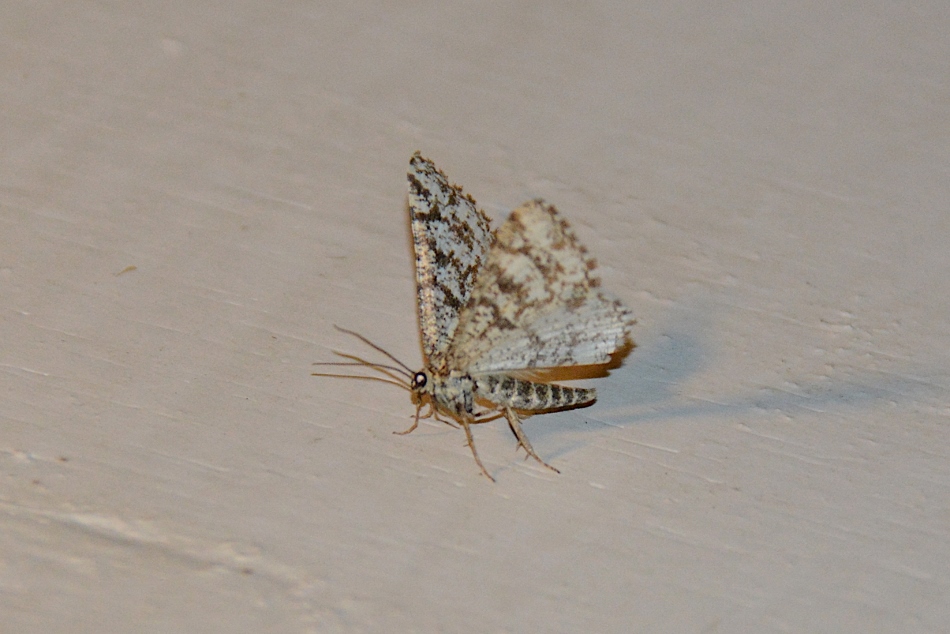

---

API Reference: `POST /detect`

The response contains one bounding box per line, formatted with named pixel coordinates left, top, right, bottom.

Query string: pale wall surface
left=2, top=2, right=949, bottom=632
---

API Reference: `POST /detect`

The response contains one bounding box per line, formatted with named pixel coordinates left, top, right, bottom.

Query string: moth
left=316, top=153, right=634, bottom=481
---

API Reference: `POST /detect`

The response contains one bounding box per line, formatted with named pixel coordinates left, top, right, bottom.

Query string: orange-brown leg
left=470, top=410, right=505, bottom=425
left=505, top=408, right=559, bottom=474
left=459, top=416, right=495, bottom=482
left=394, top=402, right=427, bottom=435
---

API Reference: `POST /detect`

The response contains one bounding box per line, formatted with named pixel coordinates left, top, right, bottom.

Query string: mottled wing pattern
left=449, top=200, right=634, bottom=374
left=408, top=152, right=493, bottom=372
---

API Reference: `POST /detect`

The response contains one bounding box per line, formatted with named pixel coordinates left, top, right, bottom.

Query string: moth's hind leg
left=505, top=407, right=560, bottom=474
left=470, top=410, right=505, bottom=425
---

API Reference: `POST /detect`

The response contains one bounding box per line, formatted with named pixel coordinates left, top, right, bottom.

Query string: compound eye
left=412, top=372, right=427, bottom=389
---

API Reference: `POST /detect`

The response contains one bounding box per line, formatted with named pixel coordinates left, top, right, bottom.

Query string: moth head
left=410, top=370, right=431, bottom=403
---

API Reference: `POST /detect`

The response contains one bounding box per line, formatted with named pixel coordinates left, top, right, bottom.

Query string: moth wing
left=408, top=152, right=493, bottom=372
left=448, top=200, right=634, bottom=373
left=466, top=297, right=632, bottom=374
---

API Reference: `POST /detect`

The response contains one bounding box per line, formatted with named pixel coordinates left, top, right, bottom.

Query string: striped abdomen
left=474, top=373, right=595, bottom=411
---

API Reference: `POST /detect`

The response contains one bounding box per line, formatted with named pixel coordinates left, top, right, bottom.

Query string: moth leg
left=470, top=410, right=505, bottom=425
left=416, top=402, right=436, bottom=419
left=421, top=402, right=460, bottom=428
left=505, top=407, right=560, bottom=474
left=433, top=411, right=460, bottom=429
left=394, top=402, right=427, bottom=435
left=460, top=416, right=495, bottom=482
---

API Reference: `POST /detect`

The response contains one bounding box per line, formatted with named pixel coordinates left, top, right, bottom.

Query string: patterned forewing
left=408, top=152, right=493, bottom=371
left=449, top=200, right=634, bottom=373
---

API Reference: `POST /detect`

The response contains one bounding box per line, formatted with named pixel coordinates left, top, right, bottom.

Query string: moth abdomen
left=475, top=374, right=595, bottom=411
